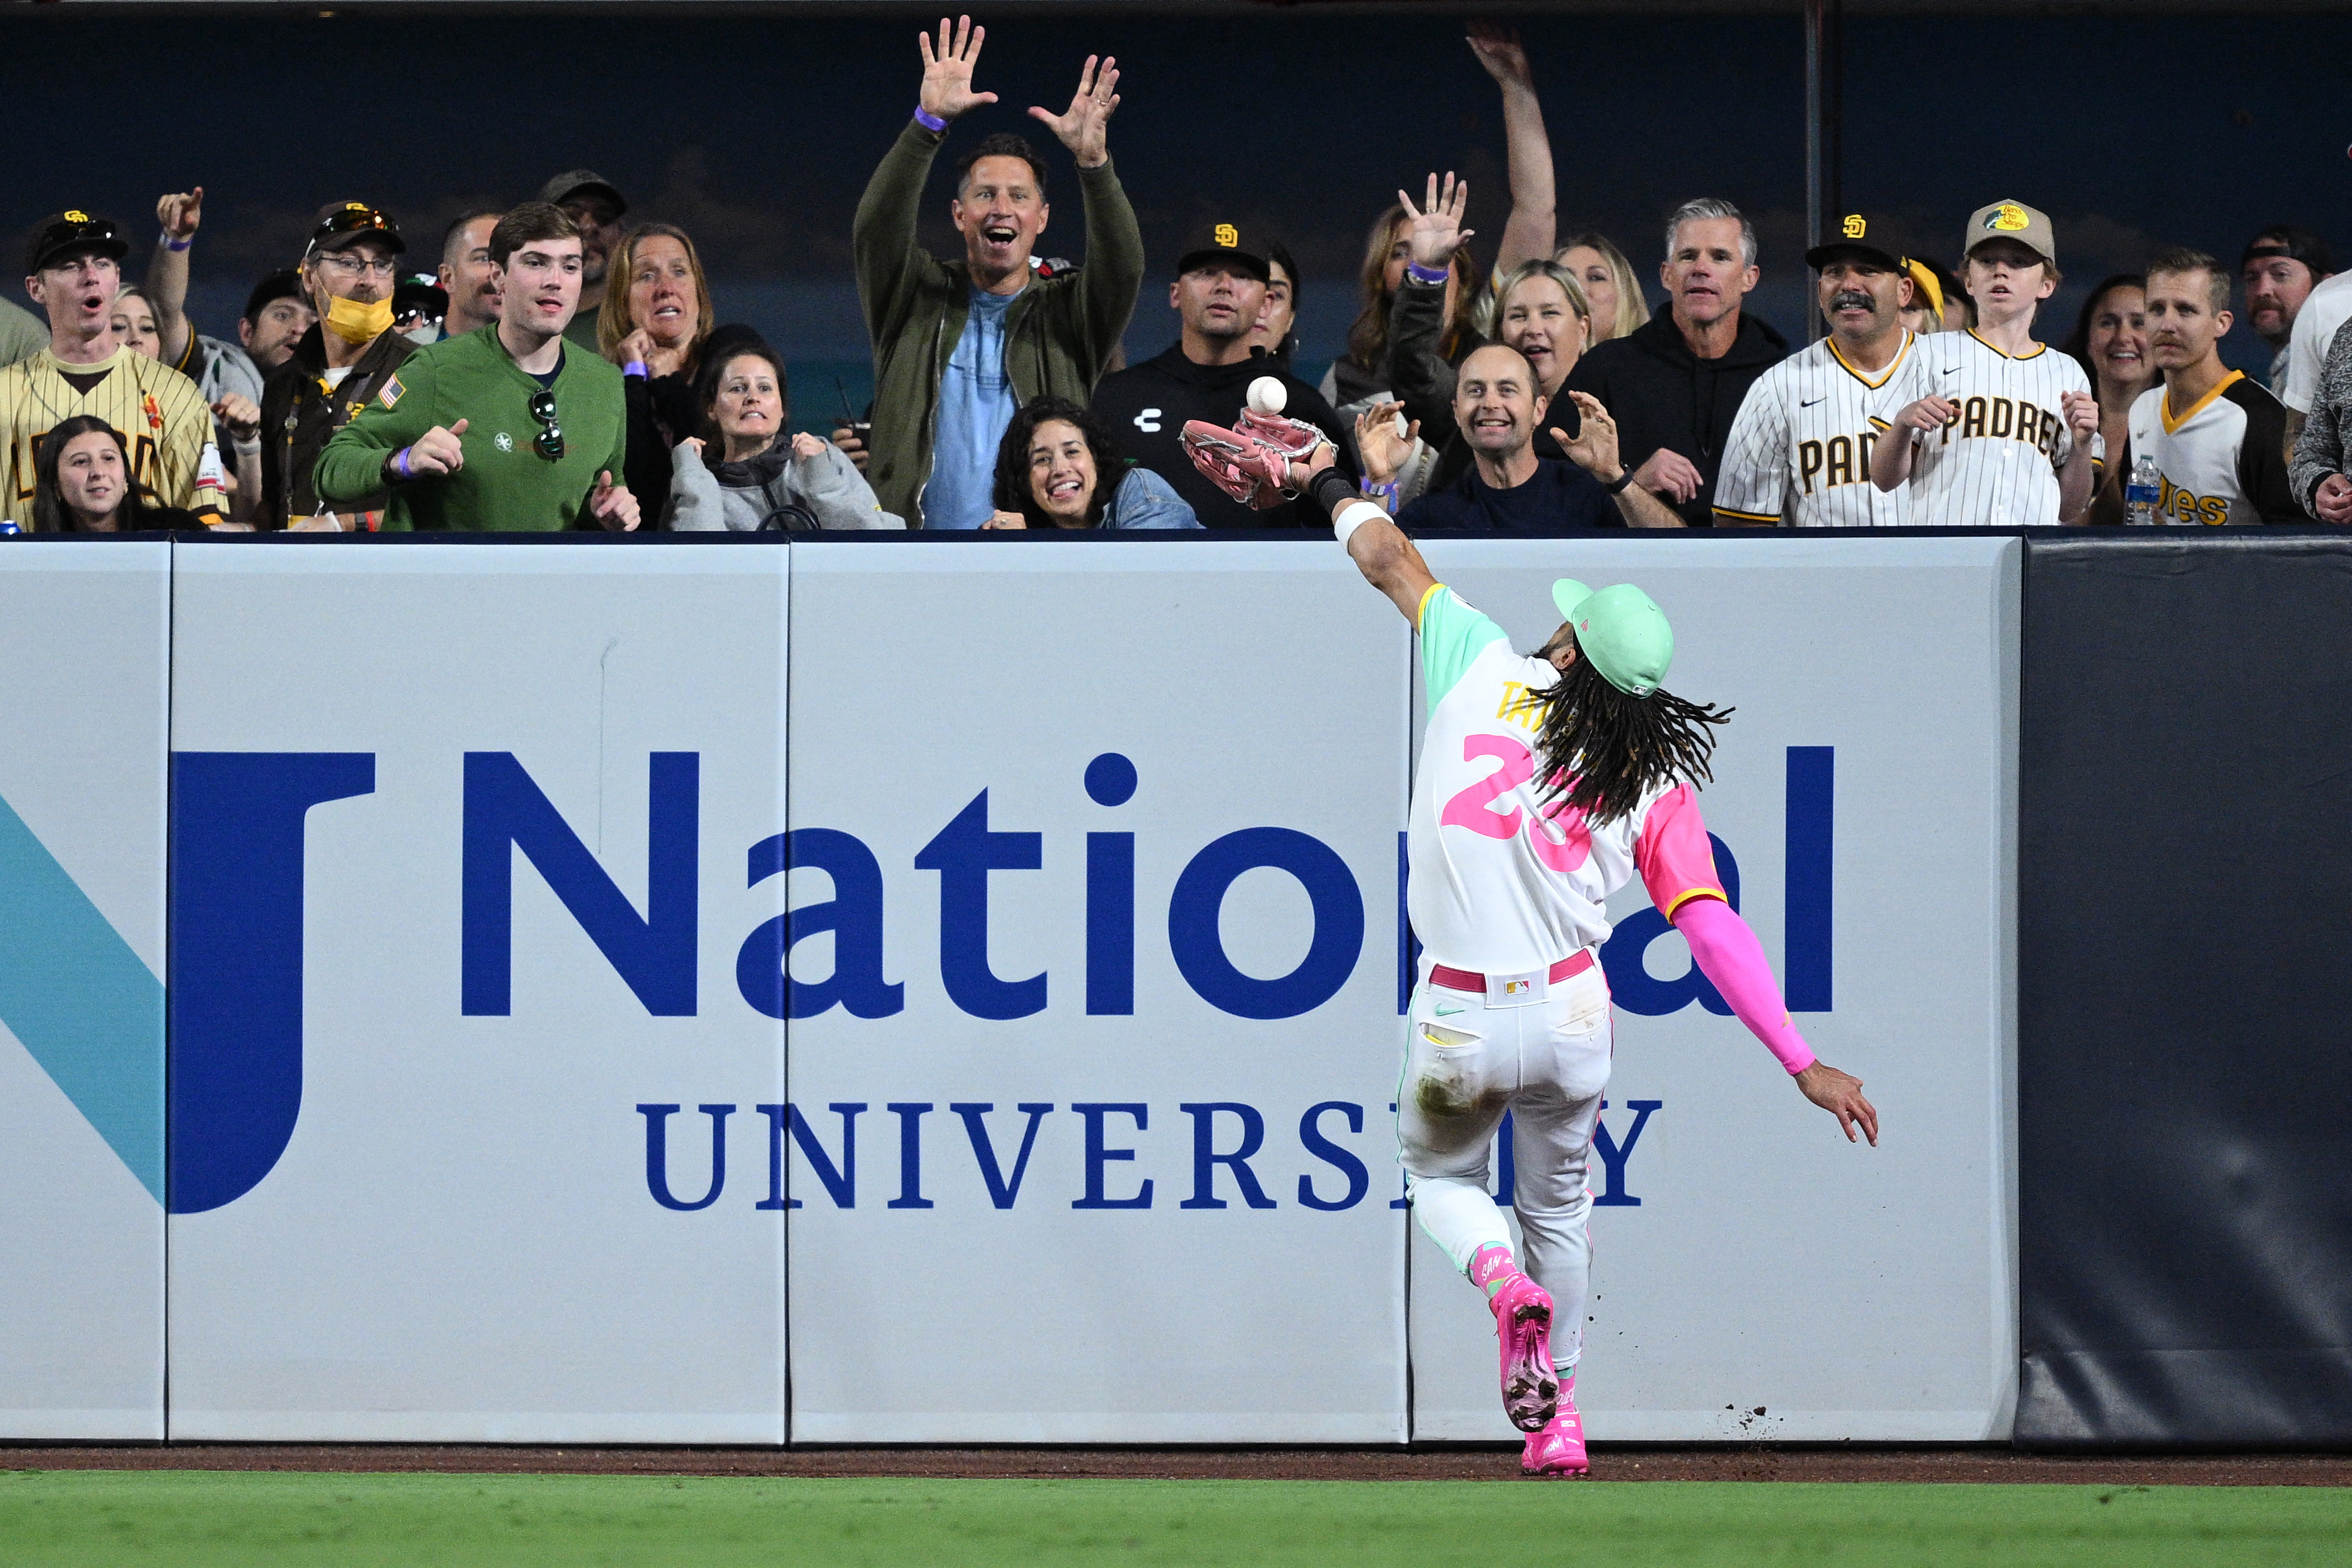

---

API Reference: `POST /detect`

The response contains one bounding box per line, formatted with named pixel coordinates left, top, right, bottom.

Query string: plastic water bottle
left=2125, top=455, right=2160, bottom=527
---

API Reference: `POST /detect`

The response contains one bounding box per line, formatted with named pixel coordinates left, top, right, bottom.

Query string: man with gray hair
left=1563, top=197, right=1788, bottom=527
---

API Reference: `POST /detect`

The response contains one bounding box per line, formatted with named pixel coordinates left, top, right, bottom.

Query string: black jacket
left=1090, top=344, right=1355, bottom=529
left=1562, top=308, right=1789, bottom=527
left=1398, top=455, right=1618, bottom=532
left=260, top=324, right=416, bottom=529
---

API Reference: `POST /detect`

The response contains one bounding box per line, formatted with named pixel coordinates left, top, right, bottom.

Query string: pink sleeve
left=1672, top=898, right=1817, bottom=1075
left=1633, top=783, right=1727, bottom=920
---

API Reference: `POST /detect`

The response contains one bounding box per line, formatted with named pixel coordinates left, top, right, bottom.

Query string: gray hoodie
left=665, top=437, right=905, bottom=531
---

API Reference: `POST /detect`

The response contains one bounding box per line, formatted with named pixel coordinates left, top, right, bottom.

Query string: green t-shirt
left=565, top=311, right=602, bottom=352
left=315, top=325, right=627, bottom=531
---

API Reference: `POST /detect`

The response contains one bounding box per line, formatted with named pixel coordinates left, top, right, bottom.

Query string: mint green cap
left=1550, top=578, right=1673, bottom=697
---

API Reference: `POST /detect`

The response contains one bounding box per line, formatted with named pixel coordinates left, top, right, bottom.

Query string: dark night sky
left=1, top=4, right=2338, bottom=382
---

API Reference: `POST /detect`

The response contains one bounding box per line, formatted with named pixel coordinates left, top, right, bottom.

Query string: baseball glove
left=1179, top=409, right=1329, bottom=510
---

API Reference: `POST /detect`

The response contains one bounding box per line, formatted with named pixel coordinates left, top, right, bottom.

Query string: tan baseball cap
left=1965, top=199, right=2056, bottom=265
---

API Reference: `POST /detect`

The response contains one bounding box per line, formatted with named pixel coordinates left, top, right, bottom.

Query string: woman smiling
left=983, top=397, right=1198, bottom=529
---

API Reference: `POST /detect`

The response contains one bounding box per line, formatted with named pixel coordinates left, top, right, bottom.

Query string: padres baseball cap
left=1175, top=221, right=1272, bottom=283
left=539, top=170, right=628, bottom=218
left=308, top=202, right=406, bottom=256
left=1552, top=580, right=1674, bottom=698
left=24, top=211, right=127, bottom=276
left=1965, top=199, right=2056, bottom=266
left=1805, top=211, right=1906, bottom=274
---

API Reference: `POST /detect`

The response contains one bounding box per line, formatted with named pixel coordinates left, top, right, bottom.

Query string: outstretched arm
left=148, top=188, right=204, bottom=370
left=1466, top=24, right=1555, bottom=276
left=1292, top=444, right=1434, bottom=621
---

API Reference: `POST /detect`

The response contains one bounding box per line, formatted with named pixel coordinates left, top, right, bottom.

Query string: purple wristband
left=913, top=105, right=948, bottom=134
left=161, top=233, right=192, bottom=253
left=623, top=360, right=649, bottom=379
left=1405, top=262, right=1449, bottom=286
left=392, top=447, right=413, bottom=481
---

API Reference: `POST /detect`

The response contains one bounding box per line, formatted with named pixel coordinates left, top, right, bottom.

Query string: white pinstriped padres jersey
left=1712, top=332, right=1917, bottom=527
left=1882, top=329, right=2092, bottom=526
left=0, top=346, right=210, bottom=529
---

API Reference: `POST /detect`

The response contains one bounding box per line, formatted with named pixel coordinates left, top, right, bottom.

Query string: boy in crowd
left=1869, top=199, right=2098, bottom=525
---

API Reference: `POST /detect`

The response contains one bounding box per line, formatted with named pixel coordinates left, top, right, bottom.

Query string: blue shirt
left=925, top=284, right=1022, bottom=530
left=1396, top=455, right=1620, bottom=531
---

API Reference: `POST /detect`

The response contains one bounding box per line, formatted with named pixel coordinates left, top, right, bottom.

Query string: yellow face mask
left=323, top=291, right=394, bottom=345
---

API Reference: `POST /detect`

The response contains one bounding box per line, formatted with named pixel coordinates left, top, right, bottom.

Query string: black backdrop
left=2018, top=534, right=2352, bottom=1446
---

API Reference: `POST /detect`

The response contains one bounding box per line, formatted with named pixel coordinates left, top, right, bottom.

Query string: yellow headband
left=1905, top=259, right=1945, bottom=324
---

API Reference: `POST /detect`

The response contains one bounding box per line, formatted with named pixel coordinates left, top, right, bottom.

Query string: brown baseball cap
left=1965, top=199, right=2056, bottom=265
left=23, top=211, right=127, bottom=275
left=1805, top=211, right=1907, bottom=274
left=538, top=170, right=628, bottom=217
left=308, top=202, right=405, bottom=256
left=1174, top=220, right=1271, bottom=282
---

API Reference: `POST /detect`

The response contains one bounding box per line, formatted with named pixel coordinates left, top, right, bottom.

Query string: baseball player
left=1869, top=199, right=2100, bottom=525
left=1, top=211, right=213, bottom=529
left=1218, top=428, right=1878, bottom=1476
left=1713, top=212, right=1919, bottom=527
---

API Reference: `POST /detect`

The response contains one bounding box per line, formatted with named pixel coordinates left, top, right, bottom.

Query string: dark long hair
left=32, top=415, right=156, bottom=533
left=991, top=395, right=1129, bottom=528
left=1343, top=203, right=1482, bottom=376
left=2061, top=273, right=2146, bottom=392
left=1530, top=633, right=1735, bottom=824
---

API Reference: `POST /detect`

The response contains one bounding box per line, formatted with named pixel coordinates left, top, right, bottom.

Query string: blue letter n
left=462, top=752, right=698, bottom=1016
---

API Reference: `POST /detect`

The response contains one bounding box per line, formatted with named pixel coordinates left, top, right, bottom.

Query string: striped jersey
left=1882, top=329, right=2092, bottom=526
left=2119, top=371, right=2298, bottom=526
left=1410, top=585, right=1726, bottom=973
left=1712, top=331, right=1917, bottom=527
left=0, top=346, right=211, bottom=529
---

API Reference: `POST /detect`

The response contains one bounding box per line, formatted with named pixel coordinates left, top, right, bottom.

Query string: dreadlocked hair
left=1531, top=641, right=1735, bottom=825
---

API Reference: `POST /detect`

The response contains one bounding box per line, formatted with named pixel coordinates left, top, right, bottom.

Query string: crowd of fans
left=2, top=15, right=2346, bottom=535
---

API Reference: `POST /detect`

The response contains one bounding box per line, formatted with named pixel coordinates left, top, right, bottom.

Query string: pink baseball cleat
left=1521, top=1384, right=1589, bottom=1477
left=1471, top=1249, right=1558, bottom=1432
left=1178, top=409, right=1327, bottom=509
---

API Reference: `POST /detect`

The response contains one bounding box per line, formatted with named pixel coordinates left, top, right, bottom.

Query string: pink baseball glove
left=1180, top=409, right=1329, bottom=510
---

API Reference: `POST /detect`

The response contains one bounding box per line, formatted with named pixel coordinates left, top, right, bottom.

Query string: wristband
left=1359, top=476, right=1398, bottom=508
left=233, top=435, right=260, bottom=457
left=913, top=105, right=948, bottom=134
left=1405, top=262, right=1449, bottom=286
left=161, top=232, right=192, bottom=252
left=623, top=360, right=648, bottom=379
left=1307, top=465, right=1357, bottom=520
left=1331, top=499, right=1386, bottom=547
left=1600, top=469, right=1634, bottom=494
left=392, top=447, right=413, bottom=481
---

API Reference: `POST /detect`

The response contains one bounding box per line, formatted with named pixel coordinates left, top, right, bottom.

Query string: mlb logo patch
left=1502, top=978, right=1531, bottom=997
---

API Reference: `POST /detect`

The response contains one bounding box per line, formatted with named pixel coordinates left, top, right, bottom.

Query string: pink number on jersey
left=1529, top=771, right=1593, bottom=873
left=1439, top=734, right=1533, bottom=839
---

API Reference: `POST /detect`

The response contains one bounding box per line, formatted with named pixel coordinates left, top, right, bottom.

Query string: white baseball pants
left=1396, top=956, right=1612, bottom=1371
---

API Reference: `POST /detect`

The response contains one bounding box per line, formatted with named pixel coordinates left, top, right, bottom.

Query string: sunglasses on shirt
left=528, top=389, right=564, bottom=460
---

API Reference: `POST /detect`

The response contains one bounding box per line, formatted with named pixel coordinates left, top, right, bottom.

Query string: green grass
left=2, top=1471, right=2348, bottom=1567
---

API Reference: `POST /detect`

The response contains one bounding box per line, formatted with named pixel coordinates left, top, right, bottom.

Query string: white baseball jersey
left=1712, top=332, right=1917, bottom=527
left=2119, top=372, right=2298, bottom=527
left=1409, top=586, right=1725, bottom=974
left=1885, top=329, right=2092, bottom=526
left=2281, top=270, right=2352, bottom=414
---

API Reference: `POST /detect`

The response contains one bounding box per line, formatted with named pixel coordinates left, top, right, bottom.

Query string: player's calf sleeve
left=1409, top=1174, right=1514, bottom=1278
left=1671, top=897, right=1817, bottom=1074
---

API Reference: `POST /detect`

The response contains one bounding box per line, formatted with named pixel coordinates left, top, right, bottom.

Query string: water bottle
left=2125, top=455, right=2160, bottom=527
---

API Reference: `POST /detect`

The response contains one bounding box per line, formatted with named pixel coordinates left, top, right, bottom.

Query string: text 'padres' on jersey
left=0, top=346, right=210, bottom=529
left=1712, top=332, right=1917, bottom=527
left=1884, top=327, right=2092, bottom=526
left=2120, top=371, right=2299, bottom=526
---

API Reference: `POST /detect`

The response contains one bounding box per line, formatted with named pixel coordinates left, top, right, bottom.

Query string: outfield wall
left=0, top=531, right=2018, bottom=1444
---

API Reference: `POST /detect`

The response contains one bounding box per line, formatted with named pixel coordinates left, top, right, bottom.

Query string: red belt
left=1430, top=949, right=1593, bottom=994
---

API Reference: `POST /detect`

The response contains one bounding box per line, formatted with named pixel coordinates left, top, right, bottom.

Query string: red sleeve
left=1634, top=783, right=1727, bottom=918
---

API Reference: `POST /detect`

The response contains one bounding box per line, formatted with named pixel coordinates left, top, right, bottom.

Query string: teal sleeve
left=1417, top=584, right=1509, bottom=713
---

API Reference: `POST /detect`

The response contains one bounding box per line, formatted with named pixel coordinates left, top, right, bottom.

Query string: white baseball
left=1246, top=377, right=1287, bottom=416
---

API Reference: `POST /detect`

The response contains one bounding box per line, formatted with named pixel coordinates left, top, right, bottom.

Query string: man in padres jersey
left=1284, top=447, right=1878, bottom=1475
left=1714, top=211, right=1917, bottom=527
left=2089, top=248, right=2296, bottom=527
left=1, top=211, right=211, bottom=530
left=1871, top=199, right=2100, bottom=525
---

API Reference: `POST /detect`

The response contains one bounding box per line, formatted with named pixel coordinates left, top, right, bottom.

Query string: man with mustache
left=2085, top=249, right=2295, bottom=527
left=851, top=15, right=1144, bottom=529
left=1714, top=213, right=1920, bottom=527
left=2238, top=228, right=2331, bottom=397
left=1562, top=197, right=1789, bottom=527
left=438, top=210, right=505, bottom=341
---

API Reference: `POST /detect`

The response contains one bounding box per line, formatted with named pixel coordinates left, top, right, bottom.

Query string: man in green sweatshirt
left=848, top=15, right=1144, bottom=529
left=316, top=202, right=638, bottom=531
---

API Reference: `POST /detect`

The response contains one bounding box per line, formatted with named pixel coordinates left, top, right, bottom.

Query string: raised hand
left=210, top=394, right=261, bottom=442
left=588, top=469, right=640, bottom=531
left=1398, top=173, right=1473, bottom=272
left=1465, top=21, right=1533, bottom=90
left=1355, top=400, right=1419, bottom=487
left=156, top=187, right=204, bottom=243
left=918, top=15, right=998, bottom=124
left=403, top=418, right=468, bottom=478
left=1552, top=391, right=1622, bottom=481
left=1029, top=54, right=1120, bottom=169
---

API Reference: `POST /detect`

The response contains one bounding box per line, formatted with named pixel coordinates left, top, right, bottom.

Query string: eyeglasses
left=528, top=390, right=564, bottom=460
left=310, top=205, right=402, bottom=247
left=313, top=252, right=400, bottom=280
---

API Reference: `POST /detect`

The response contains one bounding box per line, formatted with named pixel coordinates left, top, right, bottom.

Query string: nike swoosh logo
left=1799, top=397, right=1825, bottom=408
left=1941, top=366, right=1960, bottom=375
left=1434, top=1003, right=1466, bottom=1016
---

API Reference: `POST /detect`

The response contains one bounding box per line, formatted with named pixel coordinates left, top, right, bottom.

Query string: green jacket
left=854, top=120, right=1144, bottom=528
left=315, top=325, right=628, bottom=531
